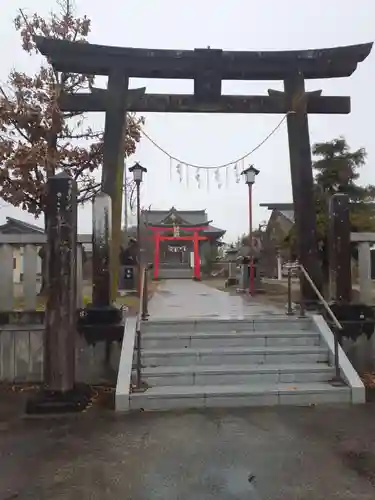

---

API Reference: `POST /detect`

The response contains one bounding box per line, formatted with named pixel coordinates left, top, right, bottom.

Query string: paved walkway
left=148, top=279, right=283, bottom=320
left=2, top=400, right=375, bottom=499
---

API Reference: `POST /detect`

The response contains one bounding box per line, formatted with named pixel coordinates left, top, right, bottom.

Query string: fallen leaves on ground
left=361, top=373, right=375, bottom=388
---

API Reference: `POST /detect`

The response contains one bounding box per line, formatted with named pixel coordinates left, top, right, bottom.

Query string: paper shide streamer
left=143, top=112, right=290, bottom=190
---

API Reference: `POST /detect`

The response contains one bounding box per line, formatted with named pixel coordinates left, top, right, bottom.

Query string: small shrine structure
left=142, top=207, right=225, bottom=280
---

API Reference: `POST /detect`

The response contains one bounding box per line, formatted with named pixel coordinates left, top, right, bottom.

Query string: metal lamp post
left=129, top=162, right=147, bottom=296
left=241, top=165, right=259, bottom=296
left=241, top=165, right=259, bottom=252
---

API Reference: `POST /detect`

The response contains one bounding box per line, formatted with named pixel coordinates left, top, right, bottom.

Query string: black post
left=26, top=173, right=90, bottom=414
left=77, top=191, right=124, bottom=348
left=333, top=328, right=341, bottom=381
left=44, top=172, right=77, bottom=392
left=298, top=267, right=306, bottom=318
left=284, top=72, right=322, bottom=304
left=136, top=181, right=141, bottom=297
left=328, top=193, right=351, bottom=386
left=286, top=268, right=293, bottom=315
left=142, top=267, right=149, bottom=321
left=329, top=194, right=351, bottom=303
left=136, top=327, right=141, bottom=389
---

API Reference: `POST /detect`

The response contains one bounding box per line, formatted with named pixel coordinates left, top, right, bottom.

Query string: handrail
left=286, top=263, right=344, bottom=384
left=136, top=265, right=147, bottom=328
left=135, top=265, right=148, bottom=389
left=299, top=264, right=343, bottom=331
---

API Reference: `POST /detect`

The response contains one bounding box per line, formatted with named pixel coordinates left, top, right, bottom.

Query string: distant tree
left=283, top=137, right=375, bottom=282
left=239, top=223, right=267, bottom=248
left=201, top=244, right=219, bottom=276
left=313, top=137, right=375, bottom=237
left=0, top=0, right=144, bottom=294
left=0, top=0, right=143, bottom=217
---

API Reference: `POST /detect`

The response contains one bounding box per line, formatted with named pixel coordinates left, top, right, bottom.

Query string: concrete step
left=158, top=268, right=192, bottom=279
left=140, top=346, right=329, bottom=367
left=141, top=330, right=320, bottom=349
left=159, top=263, right=191, bottom=268
left=128, top=382, right=351, bottom=411
left=142, top=317, right=315, bottom=333
left=141, top=363, right=334, bottom=386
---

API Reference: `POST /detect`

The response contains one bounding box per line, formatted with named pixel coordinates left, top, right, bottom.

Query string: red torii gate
left=147, top=224, right=210, bottom=280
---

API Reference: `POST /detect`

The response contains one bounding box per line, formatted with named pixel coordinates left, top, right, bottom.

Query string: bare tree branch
left=0, top=2, right=144, bottom=217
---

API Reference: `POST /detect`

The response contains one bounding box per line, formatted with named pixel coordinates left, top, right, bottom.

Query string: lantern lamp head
left=241, top=165, right=259, bottom=185
left=129, top=162, right=147, bottom=183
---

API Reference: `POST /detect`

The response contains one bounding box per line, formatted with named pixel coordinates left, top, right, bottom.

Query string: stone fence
left=0, top=311, right=121, bottom=384
left=0, top=233, right=86, bottom=311
left=0, top=234, right=122, bottom=384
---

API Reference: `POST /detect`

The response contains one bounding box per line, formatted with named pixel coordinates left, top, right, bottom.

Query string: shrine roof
left=0, top=217, right=44, bottom=234
left=204, top=225, right=226, bottom=236
left=279, top=211, right=295, bottom=224
left=260, top=203, right=294, bottom=211
left=36, top=37, right=373, bottom=80
left=260, top=202, right=375, bottom=211
left=142, top=208, right=209, bottom=226
left=261, top=202, right=375, bottom=225
left=141, top=208, right=225, bottom=236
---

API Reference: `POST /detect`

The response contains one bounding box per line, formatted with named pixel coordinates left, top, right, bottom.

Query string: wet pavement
left=149, top=280, right=282, bottom=320
left=1, top=396, right=375, bottom=499
left=2, top=282, right=374, bottom=498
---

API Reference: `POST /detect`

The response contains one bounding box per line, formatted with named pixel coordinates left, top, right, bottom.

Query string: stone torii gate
left=35, top=36, right=373, bottom=303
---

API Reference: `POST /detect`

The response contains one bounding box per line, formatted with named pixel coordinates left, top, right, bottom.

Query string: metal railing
left=135, top=265, right=149, bottom=389
left=286, top=263, right=343, bottom=383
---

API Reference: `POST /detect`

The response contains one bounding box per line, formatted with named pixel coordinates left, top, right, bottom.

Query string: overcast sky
left=1, top=0, right=375, bottom=241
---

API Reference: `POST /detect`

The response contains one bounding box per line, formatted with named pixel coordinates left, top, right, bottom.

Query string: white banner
left=168, top=245, right=187, bottom=252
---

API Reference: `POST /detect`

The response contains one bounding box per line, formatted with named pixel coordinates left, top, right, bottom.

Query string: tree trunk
left=39, top=102, right=59, bottom=296
left=38, top=211, right=49, bottom=296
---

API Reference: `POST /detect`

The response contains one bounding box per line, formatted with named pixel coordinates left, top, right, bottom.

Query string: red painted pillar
left=193, top=232, right=200, bottom=280
left=154, top=232, right=160, bottom=280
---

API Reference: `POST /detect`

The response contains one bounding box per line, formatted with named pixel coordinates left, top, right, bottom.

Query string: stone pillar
left=329, top=194, right=351, bottom=303
left=228, top=261, right=235, bottom=277
left=44, top=172, right=77, bottom=392
left=241, top=262, right=250, bottom=291
left=227, top=252, right=238, bottom=286
left=277, top=253, right=282, bottom=281
left=358, top=242, right=372, bottom=304
left=284, top=73, right=322, bottom=301
left=92, top=193, right=112, bottom=307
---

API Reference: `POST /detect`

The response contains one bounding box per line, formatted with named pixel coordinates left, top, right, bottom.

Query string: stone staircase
left=158, top=266, right=193, bottom=279
left=128, top=316, right=356, bottom=411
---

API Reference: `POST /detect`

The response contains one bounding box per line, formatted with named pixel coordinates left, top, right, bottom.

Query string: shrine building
left=141, top=207, right=225, bottom=279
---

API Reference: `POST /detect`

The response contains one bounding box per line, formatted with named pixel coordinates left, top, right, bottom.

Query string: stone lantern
left=226, top=246, right=239, bottom=286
